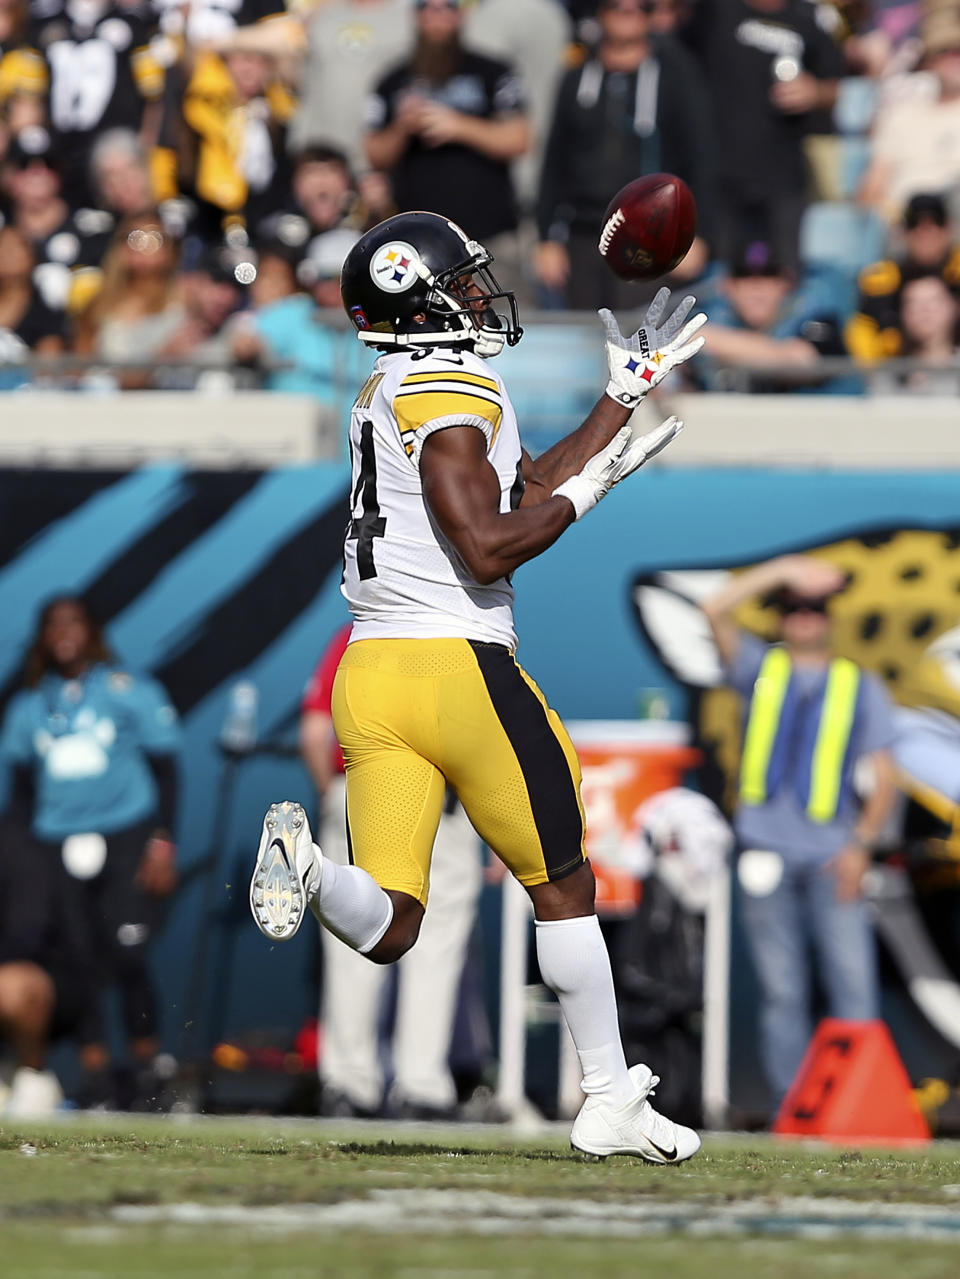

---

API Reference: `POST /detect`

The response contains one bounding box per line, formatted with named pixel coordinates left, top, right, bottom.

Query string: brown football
left=598, top=174, right=697, bottom=281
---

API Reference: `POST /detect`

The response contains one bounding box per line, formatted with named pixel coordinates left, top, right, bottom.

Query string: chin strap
left=357, top=323, right=506, bottom=359
left=473, top=326, right=506, bottom=359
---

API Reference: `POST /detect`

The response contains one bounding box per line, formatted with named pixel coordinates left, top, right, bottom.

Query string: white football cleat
left=570, top=1063, right=701, bottom=1164
left=4, top=1066, right=63, bottom=1118
left=249, top=801, right=322, bottom=941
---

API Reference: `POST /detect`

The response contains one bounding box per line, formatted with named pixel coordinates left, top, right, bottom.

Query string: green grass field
left=3, top=1116, right=960, bottom=1278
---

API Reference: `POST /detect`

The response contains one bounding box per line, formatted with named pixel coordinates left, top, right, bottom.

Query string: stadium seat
left=497, top=321, right=604, bottom=453
left=838, top=136, right=872, bottom=202
left=799, top=202, right=887, bottom=279
left=834, top=77, right=879, bottom=135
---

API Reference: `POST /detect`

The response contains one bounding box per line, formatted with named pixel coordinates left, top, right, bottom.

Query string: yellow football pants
left=331, top=637, right=586, bottom=905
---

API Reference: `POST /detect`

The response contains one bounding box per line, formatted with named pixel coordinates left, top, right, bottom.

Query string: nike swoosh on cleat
left=647, top=1138, right=679, bottom=1161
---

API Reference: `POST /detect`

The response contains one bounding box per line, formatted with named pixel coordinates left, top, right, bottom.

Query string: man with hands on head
left=702, top=555, right=897, bottom=1113
left=251, top=208, right=706, bottom=1163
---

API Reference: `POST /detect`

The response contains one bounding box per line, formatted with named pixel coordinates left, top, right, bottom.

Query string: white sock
left=311, top=851, right=394, bottom=954
left=535, top=914, right=635, bottom=1107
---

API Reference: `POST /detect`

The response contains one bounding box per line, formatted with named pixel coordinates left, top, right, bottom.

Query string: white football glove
left=601, top=287, right=707, bottom=408
left=553, top=416, right=684, bottom=520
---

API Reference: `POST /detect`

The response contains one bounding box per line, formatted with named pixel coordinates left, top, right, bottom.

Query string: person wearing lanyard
left=702, top=556, right=897, bottom=1114
left=0, top=596, right=181, bottom=1109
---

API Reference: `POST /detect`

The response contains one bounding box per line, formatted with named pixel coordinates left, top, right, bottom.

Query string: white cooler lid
left=564, top=720, right=691, bottom=746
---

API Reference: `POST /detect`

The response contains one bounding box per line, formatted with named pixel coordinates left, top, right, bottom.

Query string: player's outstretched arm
left=421, top=426, right=576, bottom=585
left=421, top=414, right=682, bottom=585
left=522, top=288, right=705, bottom=502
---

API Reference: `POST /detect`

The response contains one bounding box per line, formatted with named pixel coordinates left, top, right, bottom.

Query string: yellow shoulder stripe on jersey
left=395, top=381, right=502, bottom=410
left=394, top=389, right=503, bottom=445
left=400, top=369, right=500, bottom=394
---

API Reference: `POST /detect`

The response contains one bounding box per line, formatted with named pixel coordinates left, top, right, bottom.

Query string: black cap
left=903, top=192, right=949, bottom=229
left=5, top=126, right=59, bottom=173
left=729, top=241, right=785, bottom=279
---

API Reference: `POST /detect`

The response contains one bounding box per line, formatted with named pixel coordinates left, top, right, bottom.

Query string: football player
left=250, top=211, right=706, bottom=1162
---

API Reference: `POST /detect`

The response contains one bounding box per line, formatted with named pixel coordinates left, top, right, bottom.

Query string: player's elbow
left=446, top=525, right=504, bottom=585
left=463, top=552, right=505, bottom=586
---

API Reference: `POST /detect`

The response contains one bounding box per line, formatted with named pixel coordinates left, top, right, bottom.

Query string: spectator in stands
left=680, top=0, right=845, bottom=271
left=90, top=130, right=157, bottom=227
left=226, top=235, right=299, bottom=370
left=257, top=144, right=359, bottom=256
left=0, top=596, right=181, bottom=1111
left=291, top=0, right=415, bottom=172
left=0, top=0, right=28, bottom=70
left=56, top=129, right=162, bottom=316
left=535, top=0, right=713, bottom=309
left=296, top=230, right=358, bottom=313
left=696, top=240, right=854, bottom=391
left=364, top=0, right=530, bottom=253
left=0, top=812, right=100, bottom=1117
left=870, top=273, right=960, bottom=393
left=162, top=43, right=295, bottom=244
left=228, top=239, right=300, bottom=371
left=184, top=0, right=302, bottom=58
left=702, top=556, right=897, bottom=1114
left=73, top=216, right=185, bottom=384
left=293, top=146, right=355, bottom=234
left=847, top=192, right=960, bottom=361
left=646, top=0, right=692, bottom=35
left=463, top=0, right=571, bottom=210
left=0, top=224, right=64, bottom=354
left=1, top=128, right=67, bottom=249
left=153, top=243, right=250, bottom=386
left=859, top=8, right=960, bottom=223
left=301, top=621, right=483, bottom=1119
left=249, top=239, right=300, bottom=309
left=840, top=2, right=920, bottom=78
left=238, top=226, right=365, bottom=398
left=272, top=146, right=396, bottom=240
left=354, top=169, right=397, bottom=231
left=19, top=0, right=165, bottom=209
left=0, top=0, right=45, bottom=140
left=1, top=127, right=106, bottom=313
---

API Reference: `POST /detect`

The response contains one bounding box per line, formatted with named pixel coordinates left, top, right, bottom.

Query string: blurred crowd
left=0, top=0, right=958, bottom=391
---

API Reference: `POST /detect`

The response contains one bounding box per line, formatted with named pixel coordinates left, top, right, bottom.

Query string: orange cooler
left=567, top=720, right=702, bottom=915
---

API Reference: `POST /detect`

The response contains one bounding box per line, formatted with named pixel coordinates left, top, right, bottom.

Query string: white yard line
left=108, top=1189, right=960, bottom=1243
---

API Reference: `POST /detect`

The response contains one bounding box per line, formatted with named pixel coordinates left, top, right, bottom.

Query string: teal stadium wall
left=3, top=465, right=960, bottom=1114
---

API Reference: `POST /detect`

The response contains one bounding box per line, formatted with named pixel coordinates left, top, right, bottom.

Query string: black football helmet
left=340, top=211, right=522, bottom=358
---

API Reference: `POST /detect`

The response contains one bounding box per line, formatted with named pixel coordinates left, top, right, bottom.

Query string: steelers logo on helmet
left=370, top=241, right=421, bottom=293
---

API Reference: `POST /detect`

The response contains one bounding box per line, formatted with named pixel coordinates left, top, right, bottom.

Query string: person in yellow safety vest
left=702, top=555, right=897, bottom=1114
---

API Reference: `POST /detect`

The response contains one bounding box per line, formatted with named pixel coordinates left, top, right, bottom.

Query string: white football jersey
left=342, top=347, right=523, bottom=648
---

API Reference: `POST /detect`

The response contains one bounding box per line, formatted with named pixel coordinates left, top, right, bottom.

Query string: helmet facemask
left=428, top=242, right=523, bottom=358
